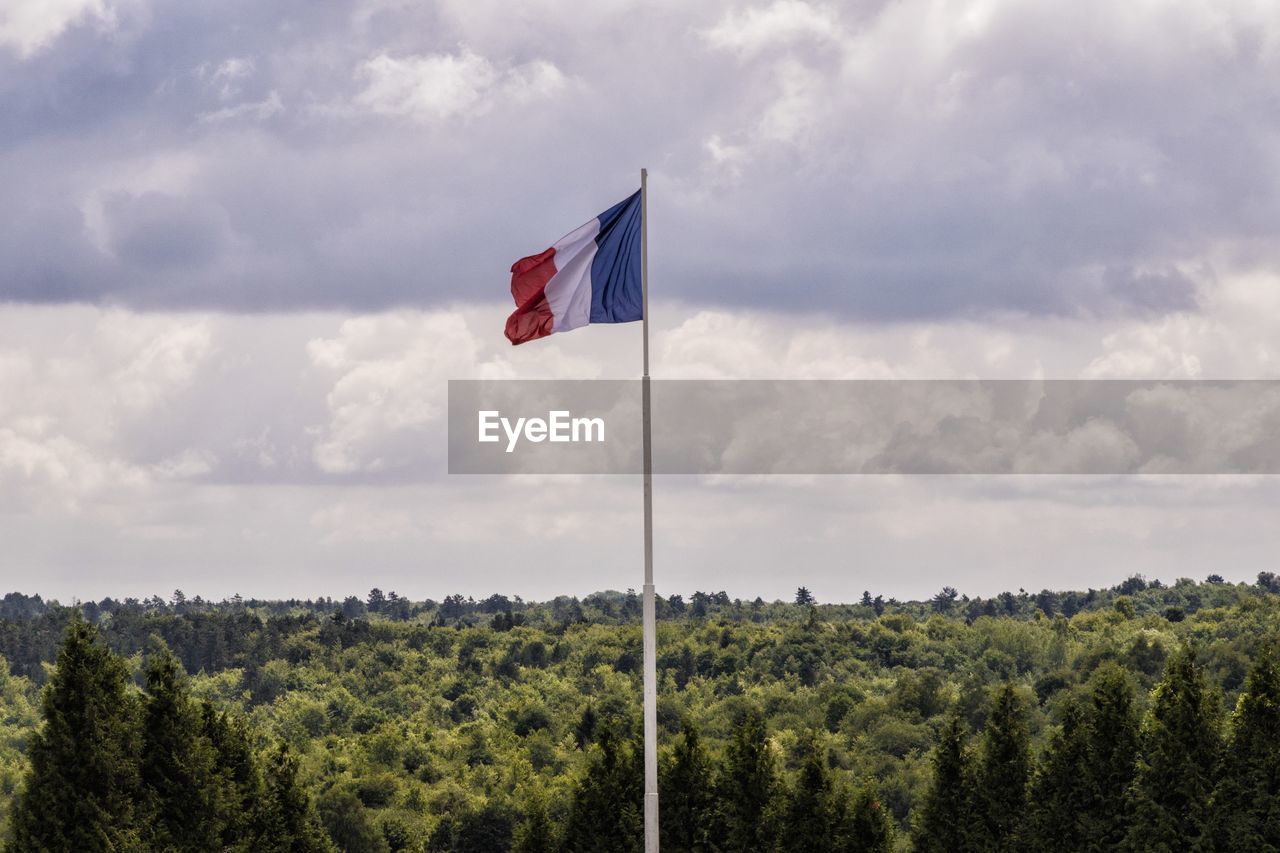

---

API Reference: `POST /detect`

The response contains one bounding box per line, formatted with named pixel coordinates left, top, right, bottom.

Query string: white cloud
left=354, top=49, right=566, bottom=123
left=2, top=291, right=1280, bottom=599
left=307, top=312, right=483, bottom=473
left=703, top=0, right=843, bottom=57
left=198, top=91, right=284, bottom=124
left=106, top=315, right=214, bottom=412
left=0, top=0, right=116, bottom=58
left=198, top=57, right=256, bottom=100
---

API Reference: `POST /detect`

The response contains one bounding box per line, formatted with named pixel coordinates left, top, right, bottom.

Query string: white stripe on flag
left=544, top=218, right=599, bottom=334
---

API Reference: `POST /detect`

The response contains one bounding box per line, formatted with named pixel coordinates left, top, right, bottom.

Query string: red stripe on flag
left=505, top=247, right=557, bottom=345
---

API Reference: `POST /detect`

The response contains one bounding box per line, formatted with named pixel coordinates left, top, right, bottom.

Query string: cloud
left=1, top=0, right=1278, bottom=318
left=197, top=91, right=283, bottom=124
left=0, top=0, right=117, bottom=58
left=702, top=0, right=843, bottom=56
left=198, top=56, right=255, bottom=100
left=354, top=49, right=565, bottom=122
left=307, top=312, right=482, bottom=474
left=1, top=301, right=1279, bottom=600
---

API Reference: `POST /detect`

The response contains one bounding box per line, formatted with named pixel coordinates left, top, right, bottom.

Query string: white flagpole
left=640, top=167, right=659, bottom=853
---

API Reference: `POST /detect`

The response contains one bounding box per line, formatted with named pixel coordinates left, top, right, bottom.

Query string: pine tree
left=1023, top=666, right=1140, bottom=851
left=1126, top=645, right=1222, bottom=852
left=259, top=744, right=334, bottom=852
left=913, top=712, right=975, bottom=853
left=1023, top=697, right=1091, bottom=851
left=973, top=684, right=1030, bottom=852
left=779, top=734, right=838, bottom=852
left=201, top=702, right=267, bottom=850
left=563, top=725, right=643, bottom=853
left=837, top=781, right=894, bottom=853
left=513, top=790, right=556, bottom=853
left=714, top=708, right=780, bottom=852
left=1079, top=663, right=1139, bottom=848
left=1209, top=647, right=1280, bottom=851
left=660, top=719, right=715, bottom=852
left=6, top=613, right=142, bottom=852
left=139, top=641, right=222, bottom=850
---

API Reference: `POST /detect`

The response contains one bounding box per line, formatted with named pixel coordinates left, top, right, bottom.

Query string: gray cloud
left=1, top=0, right=1278, bottom=318
left=3, top=302, right=1280, bottom=601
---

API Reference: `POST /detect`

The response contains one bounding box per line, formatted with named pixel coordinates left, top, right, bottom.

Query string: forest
left=1, top=572, right=1279, bottom=851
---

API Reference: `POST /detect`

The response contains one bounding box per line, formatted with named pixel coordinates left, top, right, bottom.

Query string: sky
left=2, top=0, right=1280, bottom=603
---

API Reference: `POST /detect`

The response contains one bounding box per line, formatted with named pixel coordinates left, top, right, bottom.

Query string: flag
left=505, top=190, right=642, bottom=345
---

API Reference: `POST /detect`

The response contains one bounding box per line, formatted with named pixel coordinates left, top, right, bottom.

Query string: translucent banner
left=448, top=380, right=1280, bottom=475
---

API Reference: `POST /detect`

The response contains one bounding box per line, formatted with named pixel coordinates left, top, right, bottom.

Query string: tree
left=1022, top=697, right=1091, bottom=851
left=779, top=734, right=838, bottom=852
left=513, top=791, right=556, bottom=853
left=913, top=712, right=975, bottom=853
left=318, top=787, right=389, bottom=853
left=6, top=614, right=142, bottom=852
left=259, top=745, right=334, bottom=852
left=931, top=586, right=959, bottom=614
left=1078, top=663, right=1140, bottom=848
left=795, top=587, right=815, bottom=607
left=837, top=781, right=893, bottom=852
left=1126, top=645, right=1223, bottom=851
left=660, top=720, right=715, bottom=852
left=563, top=726, right=643, bottom=853
left=714, top=708, right=780, bottom=851
left=428, top=803, right=516, bottom=853
left=973, top=684, right=1030, bottom=852
left=1023, top=665, right=1139, bottom=851
left=1209, top=647, right=1280, bottom=851
left=201, top=702, right=267, bottom=849
left=138, top=641, right=222, bottom=850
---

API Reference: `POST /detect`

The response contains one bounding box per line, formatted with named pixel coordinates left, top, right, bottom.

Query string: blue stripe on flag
left=589, top=190, right=643, bottom=324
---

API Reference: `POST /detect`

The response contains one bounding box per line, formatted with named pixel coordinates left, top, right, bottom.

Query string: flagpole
left=640, top=167, right=659, bottom=853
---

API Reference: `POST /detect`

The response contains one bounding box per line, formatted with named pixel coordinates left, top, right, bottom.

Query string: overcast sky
left=2, top=0, right=1280, bottom=603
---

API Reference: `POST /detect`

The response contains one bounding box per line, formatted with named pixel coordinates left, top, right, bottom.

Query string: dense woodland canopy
left=1, top=573, right=1279, bottom=851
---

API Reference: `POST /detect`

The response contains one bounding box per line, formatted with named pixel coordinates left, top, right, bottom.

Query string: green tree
left=1023, top=697, right=1091, bottom=852
left=563, top=725, right=643, bottom=853
left=1209, top=647, right=1280, bottom=851
left=1023, top=667, right=1140, bottom=851
left=913, top=712, right=975, bottom=853
left=317, top=786, right=389, bottom=853
left=259, top=745, right=334, bottom=852
left=837, top=781, right=893, bottom=853
left=428, top=803, right=516, bottom=853
left=660, top=719, right=715, bottom=852
left=973, top=684, right=1030, bottom=852
left=138, top=641, right=222, bottom=850
left=6, top=613, right=142, bottom=852
left=513, top=791, right=556, bottom=853
left=779, top=734, right=838, bottom=852
left=714, top=708, right=780, bottom=852
left=1079, top=664, right=1139, bottom=848
left=1126, top=645, right=1222, bottom=852
left=201, top=702, right=268, bottom=850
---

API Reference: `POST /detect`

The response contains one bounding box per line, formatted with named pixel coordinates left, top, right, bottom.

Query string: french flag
left=505, top=190, right=643, bottom=345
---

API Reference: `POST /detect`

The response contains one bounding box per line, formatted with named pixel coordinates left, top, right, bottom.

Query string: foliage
left=0, top=577, right=1279, bottom=850
left=6, top=614, right=141, bottom=852
left=1125, top=645, right=1222, bottom=852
